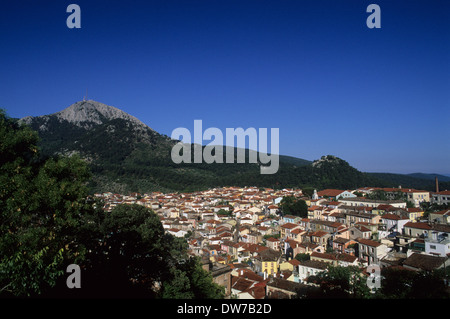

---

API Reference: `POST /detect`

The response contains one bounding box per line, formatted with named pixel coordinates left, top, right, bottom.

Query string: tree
left=294, top=253, right=310, bottom=262
left=374, top=267, right=415, bottom=299
left=0, top=110, right=95, bottom=296
left=375, top=267, right=449, bottom=299
left=51, top=203, right=178, bottom=298
left=313, top=265, right=371, bottom=299
left=301, top=187, right=315, bottom=198
left=161, top=257, right=225, bottom=299
left=279, top=196, right=308, bottom=217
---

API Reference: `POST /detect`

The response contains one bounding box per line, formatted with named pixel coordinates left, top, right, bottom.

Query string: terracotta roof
left=311, top=251, right=336, bottom=261
left=242, top=285, right=266, bottom=299
left=281, top=222, right=299, bottom=229
left=404, top=222, right=432, bottom=230
left=403, top=253, right=447, bottom=271
left=432, top=209, right=450, bottom=216
left=317, top=189, right=346, bottom=197
left=298, top=259, right=329, bottom=270
left=381, top=214, right=401, bottom=220
left=357, top=238, right=382, bottom=247
left=288, top=259, right=301, bottom=266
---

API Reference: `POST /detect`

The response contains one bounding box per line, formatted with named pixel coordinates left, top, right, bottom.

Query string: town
left=94, top=184, right=450, bottom=299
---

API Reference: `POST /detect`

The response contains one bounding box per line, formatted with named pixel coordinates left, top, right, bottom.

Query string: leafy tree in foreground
left=309, top=265, right=371, bottom=299
left=0, top=110, right=94, bottom=296
left=374, top=267, right=449, bottom=299
left=161, top=257, right=225, bottom=299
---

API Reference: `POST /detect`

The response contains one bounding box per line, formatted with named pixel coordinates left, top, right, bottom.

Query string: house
left=267, top=204, right=279, bottom=215
left=339, top=197, right=406, bottom=209
left=301, top=231, right=330, bottom=252
left=357, top=238, right=389, bottom=265
left=380, top=213, right=409, bottom=234
left=282, top=214, right=300, bottom=224
left=332, top=237, right=357, bottom=255
left=231, top=276, right=259, bottom=299
left=348, top=224, right=372, bottom=241
left=284, top=240, right=304, bottom=260
left=424, top=235, right=450, bottom=257
left=402, top=253, right=449, bottom=272
left=317, top=189, right=356, bottom=200
left=265, top=237, right=281, bottom=251
left=429, top=209, right=450, bottom=225
left=297, top=259, right=329, bottom=284
left=401, top=188, right=430, bottom=207
left=246, top=232, right=262, bottom=245
left=296, top=242, right=322, bottom=255
left=423, top=223, right=450, bottom=257
left=307, top=205, right=324, bottom=220
left=280, top=258, right=301, bottom=272
left=266, top=277, right=310, bottom=299
left=431, top=190, right=450, bottom=206
left=309, top=219, right=346, bottom=234
left=406, top=207, right=424, bottom=222
left=289, top=228, right=306, bottom=242
left=344, top=211, right=381, bottom=226
left=221, top=241, right=239, bottom=259
left=310, top=251, right=338, bottom=266
left=403, top=222, right=432, bottom=238
left=335, top=253, right=359, bottom=267
left=280, top=222, right=300, bottom=239
left=229, top=262, right=252, bottom=276
left=253, top=248, right=281, bottom=276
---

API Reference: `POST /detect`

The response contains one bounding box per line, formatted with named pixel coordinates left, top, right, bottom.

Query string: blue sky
left=1, top=0, right=449, bottom=174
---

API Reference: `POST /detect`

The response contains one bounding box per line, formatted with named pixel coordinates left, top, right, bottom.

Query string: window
left=430, top=245, right=436, bottom=250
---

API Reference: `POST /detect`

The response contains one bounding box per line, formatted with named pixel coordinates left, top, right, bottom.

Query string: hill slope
left=20, top=100, right=445, bottom=194
left=20, top=100, right=315, bottom=193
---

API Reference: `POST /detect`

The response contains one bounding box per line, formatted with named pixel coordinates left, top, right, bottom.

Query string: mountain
left=19, top=100, right=445, bottom=194
left=21, top=100, right=315, bottom=193
left=21, top=100, right=151, bottom=131
left=406, top=173, right=450, bottom=182
left=366, top=172, right=450, bottom=192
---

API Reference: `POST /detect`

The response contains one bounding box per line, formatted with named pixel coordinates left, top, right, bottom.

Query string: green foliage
left=310, top=265, right=371, bottom=299
left=301, top=187, right=315, bottom=198
left=374, top=267, right=450, bottom=299
left=305, top=265, right=450, bottom=299
left=162, top=257, right=225, bottom=299
left=0, top=110, right=95, bottom=296
left=294, top=253, right=310, bottom=262
left=279, top=196, right=308, bottom=218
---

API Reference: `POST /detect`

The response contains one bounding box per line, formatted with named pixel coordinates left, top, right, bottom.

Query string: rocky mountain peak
left=311, top=155, right=348, bottom=168
left=21, top=100, right=154, bottom=131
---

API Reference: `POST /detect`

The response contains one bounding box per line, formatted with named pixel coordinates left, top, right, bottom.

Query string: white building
left=425, top=236, right=450, bottom=257
left=297, top=260, right=328, bottom=284
left=431, top=191, right=450, bottom=206
left=339, top=197, right=406, bottom=209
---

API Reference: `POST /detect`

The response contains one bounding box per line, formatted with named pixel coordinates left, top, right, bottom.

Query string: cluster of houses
left=94, top=185, right=450, bottom=299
